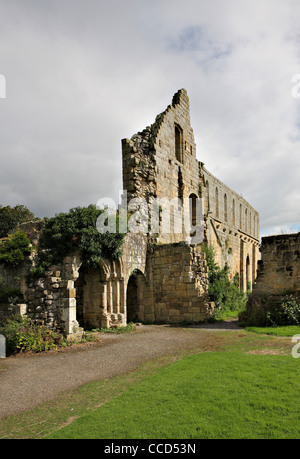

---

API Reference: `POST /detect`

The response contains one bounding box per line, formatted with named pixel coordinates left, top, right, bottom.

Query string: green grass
left=245, top=325, right=300, bottom=337
left=1, top=328, right=299, bottom=440
left=45, top=350, right=300, bottom=439
left=91, top=322, right=136, bottom=334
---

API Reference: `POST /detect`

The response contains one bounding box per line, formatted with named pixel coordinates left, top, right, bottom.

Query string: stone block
left=66, top=288, right=76, bottom=298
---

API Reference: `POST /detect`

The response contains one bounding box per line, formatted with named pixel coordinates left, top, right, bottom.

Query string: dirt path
left=0, top=322, right=241, bottom=420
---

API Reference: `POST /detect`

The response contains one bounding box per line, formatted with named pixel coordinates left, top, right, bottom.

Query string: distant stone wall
left=202, top=167, right=260, bottom=291
left=252, top=233, right=300, bottom=296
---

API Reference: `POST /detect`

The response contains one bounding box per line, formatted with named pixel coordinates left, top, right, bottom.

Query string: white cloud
left=0, top=0, right=300, bottom=238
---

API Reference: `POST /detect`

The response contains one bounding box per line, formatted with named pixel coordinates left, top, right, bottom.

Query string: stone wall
left=24, top=253, right=81, bottom=334
left=203, top=167, right=260, bottom=291
left=22, top=233, right=148, bottom=333
left=122, top=89, right=260, bottom=292
left=0, top=263, right=28, bottom=294
left=252, top=233, right=300, bottom=296
left=122, top=89, right=201, bottom=245
left=142, top=243, right=213, bottom=324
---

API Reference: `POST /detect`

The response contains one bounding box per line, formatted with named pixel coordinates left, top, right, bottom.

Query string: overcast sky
left=1, top=0, right=300, bottom=237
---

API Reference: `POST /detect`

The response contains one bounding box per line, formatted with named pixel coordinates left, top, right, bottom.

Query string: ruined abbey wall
left=143, top=243, right=212, bottom=324
left=203, top=167, right=260, bottom=290
left=122, top=90, right=200, bottom=245
left=252, top=233, right=300, bottom=296
left=122, top=88, right=260, bottom=292
left=0, top=89, right=260, bottom=334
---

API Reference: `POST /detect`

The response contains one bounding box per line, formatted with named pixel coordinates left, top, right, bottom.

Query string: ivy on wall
left=29, top=205, right=126, bottom=280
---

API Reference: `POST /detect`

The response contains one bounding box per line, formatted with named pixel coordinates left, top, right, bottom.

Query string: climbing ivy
left=29, top=205, right=126, bottom=279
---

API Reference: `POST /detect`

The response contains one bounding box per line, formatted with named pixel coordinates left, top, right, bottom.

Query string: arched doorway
left=74, top=264, right=106, bottom=329
left=126, top=270, right=146, bottom=323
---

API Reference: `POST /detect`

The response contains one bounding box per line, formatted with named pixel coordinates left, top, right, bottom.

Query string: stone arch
left=126, top=269, right=146, bottom=323
left=74, top=257, right=125, bottom=330
left=74, top=263, right=107, bottom=330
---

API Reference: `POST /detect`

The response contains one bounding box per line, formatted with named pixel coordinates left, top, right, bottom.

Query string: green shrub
left=0, top=204, right=35, bottom=238
left=0, top=231, right=31, bottom=267
left=0, top=315, right=63, bottom=354
left=241, top=294, right=300, bottom=327
left=202, top=243, right=247, bottom=318
left=0, top=285, right=21, bottom=303
left=28, top=205, right=126, bottom=282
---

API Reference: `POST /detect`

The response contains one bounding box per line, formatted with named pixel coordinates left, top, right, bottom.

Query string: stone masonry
left=251, top=233, right=300, bottom=296
left=0, top=89, right=260, bottom=334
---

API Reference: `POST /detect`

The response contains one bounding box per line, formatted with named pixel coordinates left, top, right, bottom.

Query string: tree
left=28, top=205, right=126, bottom=280
left=0, top=231, right=32, bottom=267
left=0, top=205, right=35, bottom=238
left=202, top=243, right=247, bottom=316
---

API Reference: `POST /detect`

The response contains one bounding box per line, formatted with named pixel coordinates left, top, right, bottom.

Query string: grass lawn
left=46, top=349, right=300, bottom=439
left=1, top=327, right=299, bottom=440
left=245, top=325, right=300, bottom=337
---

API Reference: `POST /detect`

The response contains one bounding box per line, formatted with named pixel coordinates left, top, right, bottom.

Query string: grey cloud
left=0, top=0, right=300, bottom=237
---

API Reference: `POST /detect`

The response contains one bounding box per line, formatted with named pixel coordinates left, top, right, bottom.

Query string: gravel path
left=0, top=321, right=240, bottom=419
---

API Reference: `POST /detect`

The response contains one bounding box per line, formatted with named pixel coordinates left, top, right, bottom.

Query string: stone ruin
left=0, top=89, right=260, bottom=335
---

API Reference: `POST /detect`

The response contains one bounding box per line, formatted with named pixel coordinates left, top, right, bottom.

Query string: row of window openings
left=211, top=188, right=258, bottom=236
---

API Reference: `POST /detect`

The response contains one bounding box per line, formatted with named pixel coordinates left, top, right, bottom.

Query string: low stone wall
left=24, top=254, right=81, bottom=334
left=253, top=232, right=300, bottom=296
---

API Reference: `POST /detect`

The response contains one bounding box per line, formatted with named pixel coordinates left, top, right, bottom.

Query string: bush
left=28, top=205, right=126, bottom=281
left=0, top=231, right=31, bottom=267
left=0, top=315, right=63, bottom=354
left=241, top=294, right=300, bottom=327
left=0, top=285, right=21, bottom=303
left=202, top=243, right=247, bottom=318
left=0, top=204, right=35, bottom=238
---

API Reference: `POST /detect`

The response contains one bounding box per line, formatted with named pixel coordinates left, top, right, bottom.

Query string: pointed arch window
left=175, top=124, right=183, bottom=163
left=224, top=193, right=228, bottom=222
left=232, top=199, right=235, bottom=225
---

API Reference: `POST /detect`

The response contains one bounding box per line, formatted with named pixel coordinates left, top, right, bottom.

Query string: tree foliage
left=202, top=243, right=247, bottom=316
left=31, top=205, right=126, bottom=276
left=0, top=205, right=35, bottom=238
left=0, top=231, right=32, bottom=267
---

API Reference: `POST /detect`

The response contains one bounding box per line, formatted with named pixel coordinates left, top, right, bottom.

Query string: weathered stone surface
left=252, top=233, right=300, bottom=296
